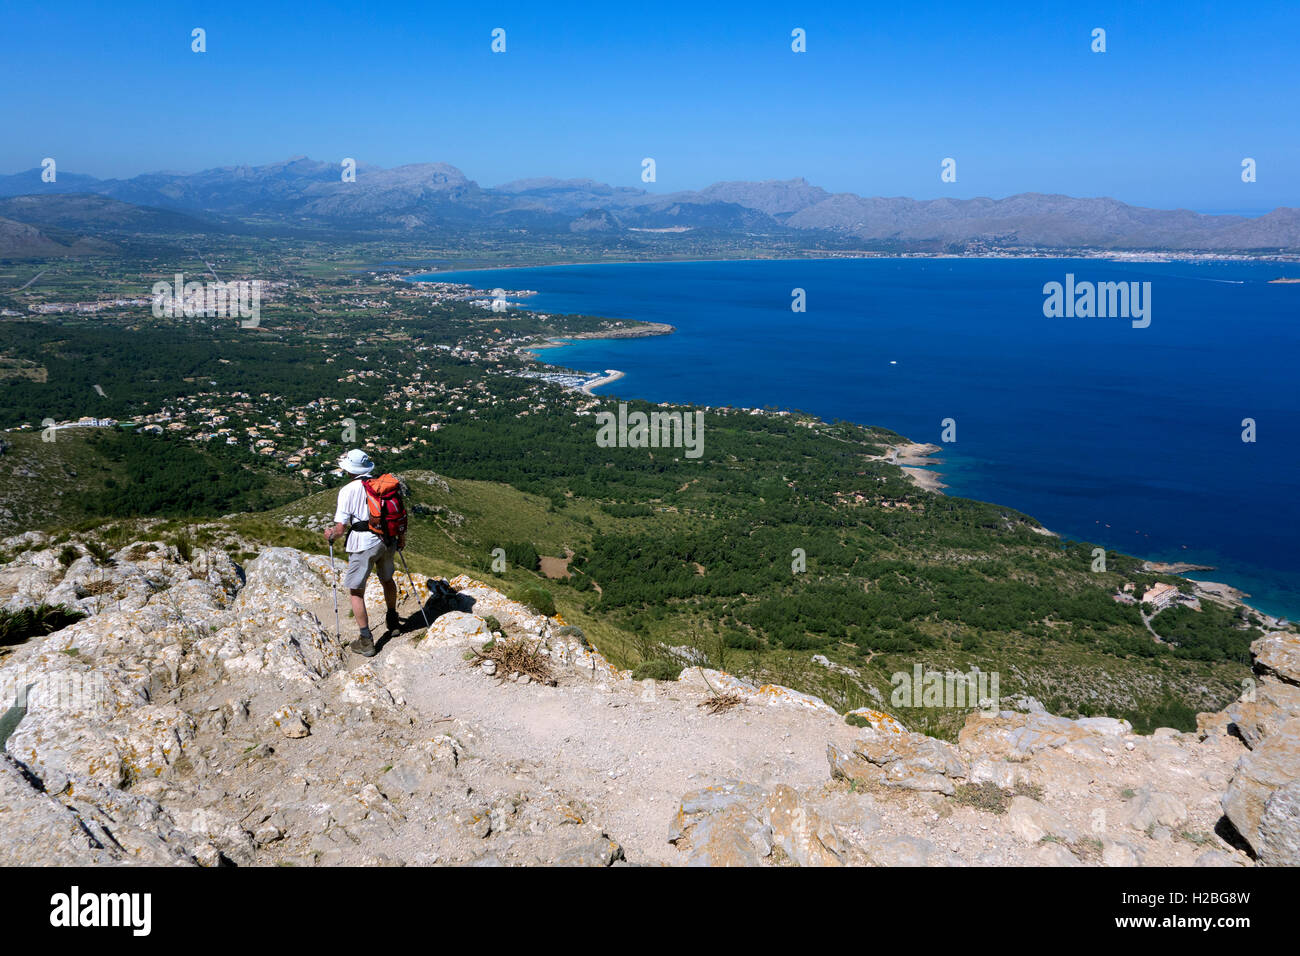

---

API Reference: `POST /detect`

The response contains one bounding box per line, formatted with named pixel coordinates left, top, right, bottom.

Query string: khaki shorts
left=344, top=539, right=396, bottom=591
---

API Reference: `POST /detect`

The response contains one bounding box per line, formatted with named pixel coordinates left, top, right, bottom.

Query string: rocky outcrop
left=0, top=539, right=630, bottom=866
left=828, top=732, right=966, bottom=795
left=1219, top=630, right=1300, bottom=865
left=1252, top=630, right=1300, bottom=688
left=675, top=667, right=838, bottom=715
left=0, top=536, right=1294, bottom=867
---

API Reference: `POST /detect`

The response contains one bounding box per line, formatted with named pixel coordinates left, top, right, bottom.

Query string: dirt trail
left=396, top=652, right=862, bottom=863
left=308, top=580, right=862, bottom=863
left=309, top=588, right=863, bottom=863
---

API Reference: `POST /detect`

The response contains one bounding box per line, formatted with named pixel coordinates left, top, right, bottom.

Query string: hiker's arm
left=324, top=522, right=348, bottom=543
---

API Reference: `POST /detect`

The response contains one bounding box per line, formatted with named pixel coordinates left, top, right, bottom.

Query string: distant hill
left=0, top=194, right=230, bottom=236
left=0, top=215, right=113, bottom=258
left=1, top=157, right=1297, bottom=251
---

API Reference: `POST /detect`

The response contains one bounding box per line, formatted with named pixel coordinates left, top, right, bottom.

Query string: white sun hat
left=338, top=449, right=375, bottom=476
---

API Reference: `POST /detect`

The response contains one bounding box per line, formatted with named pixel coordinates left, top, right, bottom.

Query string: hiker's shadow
left=375, top=592, right=476, bottom=652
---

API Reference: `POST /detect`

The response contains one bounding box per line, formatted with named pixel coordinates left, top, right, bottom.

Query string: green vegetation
left=88, top=431, right=292, bottom=517
left=632, top=659, right=681, bottom=682
left=515, top=584, right=556, bottom=617
left=0, top=603, right=86, bottom=646
left=0, top=237, right=1269, bottom=737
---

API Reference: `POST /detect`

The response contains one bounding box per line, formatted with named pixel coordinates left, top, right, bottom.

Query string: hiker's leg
left=377, top=546, right=397, bottom=610
left=343, top=541, right=384, bottom=634
left=349, top=588, right=368, bottom=630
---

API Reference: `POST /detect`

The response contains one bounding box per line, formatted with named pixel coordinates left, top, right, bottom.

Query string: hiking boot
left=350, top=629, right=377, bottom=658
left=385, top=608, right=400, bottom=632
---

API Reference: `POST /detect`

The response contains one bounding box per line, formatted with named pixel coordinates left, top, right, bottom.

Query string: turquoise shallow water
left=422, top=258, right=1300, bottom=618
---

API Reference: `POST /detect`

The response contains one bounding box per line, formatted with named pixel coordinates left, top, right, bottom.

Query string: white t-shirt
left=334, top=478, right=381, bottom=553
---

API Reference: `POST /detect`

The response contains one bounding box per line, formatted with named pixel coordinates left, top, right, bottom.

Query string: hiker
left=324, top=449, right=402, bottom=657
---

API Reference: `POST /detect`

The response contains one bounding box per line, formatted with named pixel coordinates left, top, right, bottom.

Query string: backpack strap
left=348, top=478, right=376, bottom=534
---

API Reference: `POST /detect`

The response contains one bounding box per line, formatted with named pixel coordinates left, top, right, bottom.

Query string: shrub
left=724, top=628, right=761, bottom=650
left=82, top=540, right=115, bottom=567
left=172, top=527, right=195, bottom=563
left=58, top=545, right=79, bottom=568
left=516, top=584, right=556, bottom=617
left=555, top=624, right=589, bottom=647
left=502, top=541, right=540, bottom=572
left=0, top=603, right=87, bottom=646
left=632, top=659, right=681, bottom=682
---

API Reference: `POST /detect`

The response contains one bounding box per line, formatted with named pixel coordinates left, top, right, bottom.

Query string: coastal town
left=0, top=274, right=656, bottom=482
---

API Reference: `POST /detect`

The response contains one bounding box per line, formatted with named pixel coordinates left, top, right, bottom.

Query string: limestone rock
left=272, top=707, right=311, bottom=739
left=1194, top=849, right=1244, bottom=867
left=0, top=753, right=121, bottom=865
left=1120, top=789, right=1188, bottom=832
left=1033, top=842, right=1082, bottom=866
left=668, top=780, right=765, bottom=843
left=552, top=836, right=625, bottom=867
left=417, top=611, right=491, bottom=649
left=677, top=668, right=837, bottom=716
left=828, top=732, right=966, bottom=795
left=968, top=756, right=1035, bottom=789
left=0, top=534, right=1283, bottom=869
left=1226, top=677, right=1300, bottom=749
left=760, top=784, right=843, bottom=867
left=845, top=707, right=907, bottom=734
left=1253, top=630, right=1300, bottom=686
left=1256, top=780, right=1300, bottom=866
left=1222, top=717, right=1300, bottom=856
left=679, top=803, right=773, bottom=866
left=959, top=711, right=1131, bottom=759
left=862, top=833, right=962, bottom=867
left=1101, top=838, right=1142, bottom=867
left=1006, top=795, right=1079, bottom=843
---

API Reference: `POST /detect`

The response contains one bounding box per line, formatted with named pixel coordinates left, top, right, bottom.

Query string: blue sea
left=421, top=258, right=1300, bottom=618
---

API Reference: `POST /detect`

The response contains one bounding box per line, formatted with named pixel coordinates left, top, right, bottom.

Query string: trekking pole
left=396, top=547, right=432, bottom=630
left=328, top=538, right=341, bottom=640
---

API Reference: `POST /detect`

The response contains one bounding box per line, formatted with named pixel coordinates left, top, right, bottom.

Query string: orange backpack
left=350, top=473, right=408, bottom=544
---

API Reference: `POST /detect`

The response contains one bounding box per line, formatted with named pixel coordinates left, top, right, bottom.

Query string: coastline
left=561, top=321, right=675, bottom=341
left=882, top=441, right=948, bottom=493
left=407, top=250, right=1300, bottom=279
left=518, top=322, right=673, bottom=394
left=579, top=369, right=624, bottom=395
left=418, top=261, right=1296, bottom=623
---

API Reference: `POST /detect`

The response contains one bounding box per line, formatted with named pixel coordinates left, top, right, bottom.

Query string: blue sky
left=2, top=0, right=1297, bottom=212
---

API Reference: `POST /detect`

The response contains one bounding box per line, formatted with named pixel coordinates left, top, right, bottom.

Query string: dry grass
left=694, top=666, right=747, bottom=715
left=951, top=780, right=1046, bottom=815
left=697, top=692, right=747, bottom=715
left=469, top=637, right=556, bottom=686
left=1071, top=836, right=1104, bottom=863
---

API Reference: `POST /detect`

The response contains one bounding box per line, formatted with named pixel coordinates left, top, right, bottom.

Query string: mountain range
left=1, top=156, right=1298, bottom=252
